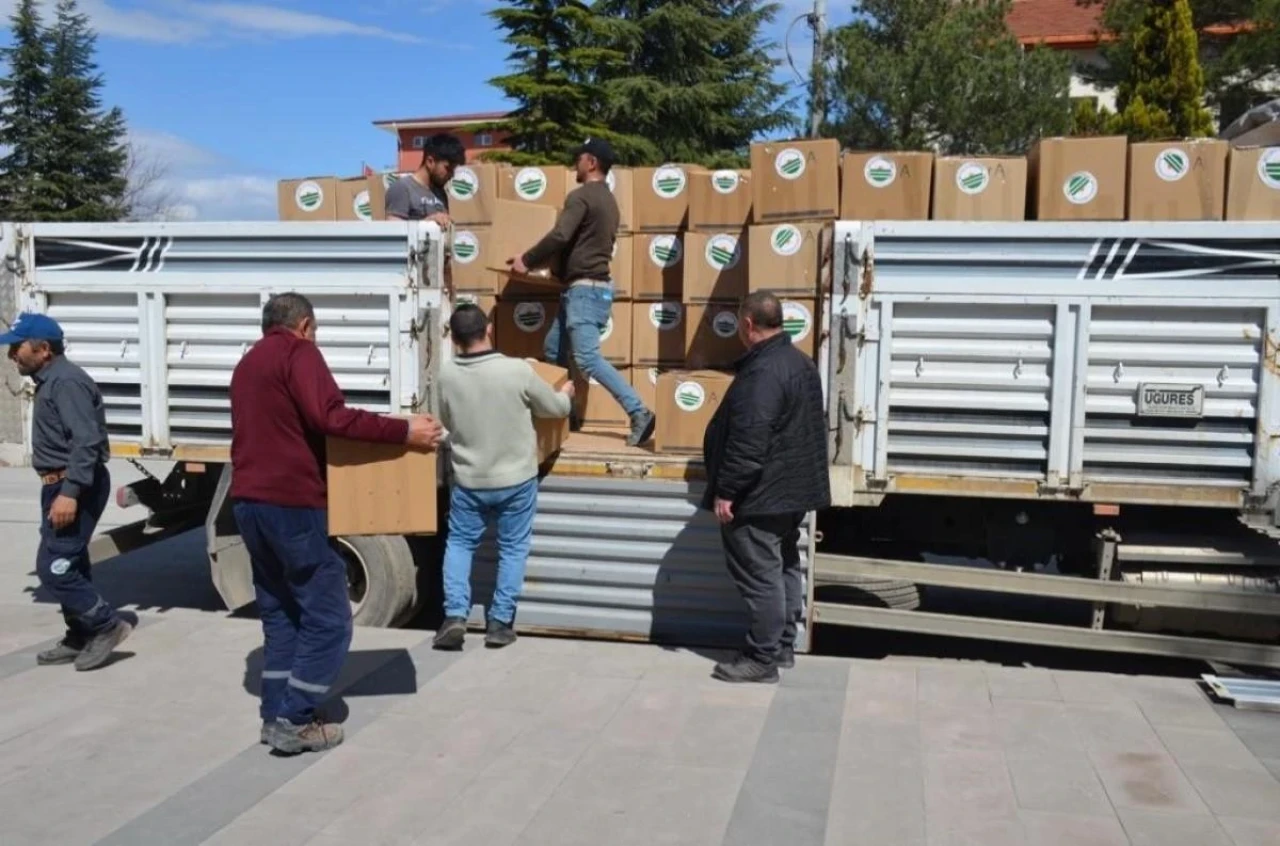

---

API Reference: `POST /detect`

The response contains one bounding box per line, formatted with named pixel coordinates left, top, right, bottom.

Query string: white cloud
left=127, top=127, right=276, bottom=221
left=179, top=2, right=422, bottom=43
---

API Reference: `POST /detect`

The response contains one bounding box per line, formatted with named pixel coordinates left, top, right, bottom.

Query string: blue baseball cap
left=0, top=312, right=64, bottom=346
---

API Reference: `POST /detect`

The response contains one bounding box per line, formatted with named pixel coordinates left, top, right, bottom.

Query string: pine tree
left=824, top=0, right=1071, bottom=155
left=41, top=0, right=129, bottom=220
left=0, top=0, right=55, bottom=220
left=594, top=0, right=791, bottom=167
left=486, top=0, right=629, bottom=165
left=1107, top=0, right=1214, bottom=140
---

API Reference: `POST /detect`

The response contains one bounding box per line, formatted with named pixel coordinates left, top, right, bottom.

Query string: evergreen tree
left=41, top=0, right=129, bottom=220
left=823, top=0, right=1071, bottom=155
left=594, top=0, right=791, bottom=167
left=1106, top=0, right=1214, bottom=140
left=0, top=0, right=55, bottom=220
left=486, top=0, right=629, bottom=165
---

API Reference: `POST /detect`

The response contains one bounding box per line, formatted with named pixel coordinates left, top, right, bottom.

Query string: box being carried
left=326, top=428, right=437, bottom=536
left=655, top=371, right=734, bottom=454
left=528, top=361, right=570, bottom=464
left=489, top=199, right=563, bottom=294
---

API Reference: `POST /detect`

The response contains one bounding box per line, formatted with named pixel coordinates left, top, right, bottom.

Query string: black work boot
left=74, top=620, right=133, bottom=672
left=626, top=409, right=656, bottom=447
left=712, top=654, right=779, bottom=684
left=777, top=645, right=796, bottom=670
left=37, top=637, right=83, bottom=666
left=270, top=718, right=344, bottom=755
left=485, top=619, right=517, bottom=648
left=432, top=616, right=467, bottom=651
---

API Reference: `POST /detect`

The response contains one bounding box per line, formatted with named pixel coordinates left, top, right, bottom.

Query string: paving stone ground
left=3, top=461, right=1280, bottom=845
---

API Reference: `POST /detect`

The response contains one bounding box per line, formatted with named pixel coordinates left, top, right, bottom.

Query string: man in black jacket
left=702, top=291, right=830, bottom=683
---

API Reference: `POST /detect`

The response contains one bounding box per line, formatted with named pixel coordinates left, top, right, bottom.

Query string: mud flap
left=205, top=463, right=255, bottom=611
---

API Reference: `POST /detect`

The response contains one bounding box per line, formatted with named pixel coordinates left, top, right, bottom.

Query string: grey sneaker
left=712, top=654, right=779, bottom=684
left=485, top=619, right=517, bottom=648
left=778, top=645, right=796, bottom=670
left=270, top=718, right=344, bottom=755
left=432, top=616, right=467, bottom=651
left=626, top=409, right=655, bottom=447
left=74, top=620, right=132, bottom=672
left=37, top=638, right=83, bottom=666
left=260, top=722, right=273, bottom=745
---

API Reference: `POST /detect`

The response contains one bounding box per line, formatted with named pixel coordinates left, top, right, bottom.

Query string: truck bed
left=551, top=430, right=704, bottom=481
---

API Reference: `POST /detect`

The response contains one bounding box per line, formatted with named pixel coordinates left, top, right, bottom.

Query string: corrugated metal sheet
left=469, top=476, right=813, bottom=650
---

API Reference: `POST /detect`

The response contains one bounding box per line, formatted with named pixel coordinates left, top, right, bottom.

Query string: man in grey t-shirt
left=384, top=133, right=465, bottom=224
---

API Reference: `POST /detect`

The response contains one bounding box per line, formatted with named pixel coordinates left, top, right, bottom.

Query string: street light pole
left=808, top=0, right=827, bottom=138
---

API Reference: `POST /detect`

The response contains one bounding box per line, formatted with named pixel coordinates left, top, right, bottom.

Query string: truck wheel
left=331, top=535, right=419, bottom=628
left=818, top=577, right=922, bottom=610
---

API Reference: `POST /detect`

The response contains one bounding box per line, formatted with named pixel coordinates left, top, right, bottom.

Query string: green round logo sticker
left=775, top=148, right=806, bottom=180
left=452, top=231, right=479, bottom=264
left=674, top=380, right=706, bottom=412
left=449, top=166, right=480, bottom=201
left=956, top=162, right=989, bottom=195
left=1064, top=171, right=1098, bottom=205
left=712, top=311, right=739, bottom=339
left=711, top=170, right=741, bottom=195
left=864, top=156, right=897, bottom=188
left=515, top=167, right=548, bottom=201
left=771, top=224, right=802, bottom=257
left=652, top=165, right=687, bottom=199
left=1258, top=148, right=1280, bottom=189
left=782, top=301, right=812, bottom=343
left=513, top=302, right=545, bottom=333
left=295, top=180, right=324, bottom=212
left=354, top=190, right=372, bottom=221
left=382, top=172, right=398, bottom=190
left=704, top=234, right=741, bottom=271
left=649, top=302, right=683, bottom=331
left=1155, top=148, right=1189, bottom=182
left=648, top=234, right=682, bottom=269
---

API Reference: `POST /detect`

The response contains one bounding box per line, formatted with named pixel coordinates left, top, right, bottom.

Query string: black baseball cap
left=573, top=137, right=616, bottom=168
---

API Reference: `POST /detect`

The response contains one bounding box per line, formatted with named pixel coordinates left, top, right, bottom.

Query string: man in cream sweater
left=433, top=303, right=573, bottom=649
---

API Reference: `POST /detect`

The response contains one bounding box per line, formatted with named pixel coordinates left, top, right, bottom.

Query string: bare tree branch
left=122, top=140, right=181, bottom=221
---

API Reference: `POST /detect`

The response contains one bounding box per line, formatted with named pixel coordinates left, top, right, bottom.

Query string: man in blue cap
left=4, top=311, right=131, bottom=671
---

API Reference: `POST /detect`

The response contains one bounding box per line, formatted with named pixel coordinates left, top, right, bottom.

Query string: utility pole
left=808, top=0, right=827, bottom=138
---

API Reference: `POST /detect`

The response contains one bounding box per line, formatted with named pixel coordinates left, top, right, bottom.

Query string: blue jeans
left=36, top=468, right=117, bottom=640
left=233, top=502, right=353, bottom=725
left=442, top=478, right=538, bottom=625
left=544, top=283, right=646, bottom=418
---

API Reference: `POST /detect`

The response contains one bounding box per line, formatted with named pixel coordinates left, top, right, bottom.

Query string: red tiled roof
left=1007, top=0, right=1105, bottom=47
left=372, top=111, right=511, bottom=128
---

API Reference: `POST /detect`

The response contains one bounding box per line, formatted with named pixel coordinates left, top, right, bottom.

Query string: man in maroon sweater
left=229, top=292, right=440, bottom=755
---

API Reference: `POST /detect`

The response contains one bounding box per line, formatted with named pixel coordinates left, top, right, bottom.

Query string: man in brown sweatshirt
left=507, top=139, right=655, bottom=447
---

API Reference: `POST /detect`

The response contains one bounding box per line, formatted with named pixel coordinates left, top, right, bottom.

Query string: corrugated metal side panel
left=46, top=292, right=144, bottom=442
left=470, top=476, right=812, bottom=649
left=1083, top=305, right=1260, bottom=487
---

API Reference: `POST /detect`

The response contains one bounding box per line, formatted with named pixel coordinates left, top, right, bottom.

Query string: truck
left=3, top=217, right=1280, bottom=667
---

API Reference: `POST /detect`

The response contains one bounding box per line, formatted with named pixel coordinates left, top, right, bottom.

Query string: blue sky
left=2, top=0, right=851, bottom=220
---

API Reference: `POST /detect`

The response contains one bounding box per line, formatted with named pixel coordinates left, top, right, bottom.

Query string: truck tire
left=819, top=577, right=922, bottom=610
left=331, top=535, right=420, bottom=628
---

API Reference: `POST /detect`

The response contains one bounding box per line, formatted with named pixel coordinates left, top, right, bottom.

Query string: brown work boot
left=269, top=718, right=344, bottom=755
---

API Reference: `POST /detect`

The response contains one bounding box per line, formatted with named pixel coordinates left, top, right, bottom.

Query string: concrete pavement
left=2, top=462, right=1280, bottom=845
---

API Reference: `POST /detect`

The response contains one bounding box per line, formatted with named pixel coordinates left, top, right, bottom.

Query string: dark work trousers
left=36, top=467, right=118, bottom=642
left=720, top=512, right=805, bottom=665
left=232, top=502, right=353, bottom=726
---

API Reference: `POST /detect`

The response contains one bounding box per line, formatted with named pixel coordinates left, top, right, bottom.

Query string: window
left=411, top=135, right=426, bottom=149
left=476, top=133, right=494, bottom=147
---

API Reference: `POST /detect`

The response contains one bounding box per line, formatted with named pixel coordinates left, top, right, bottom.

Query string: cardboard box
left=449, top=225, right=499, bottom=295
left=748, top=222, right=823, bottom=297
left=607, top=168, right=636, bottom=233
left=336, top=176, right=376, bottom=222
left=932, top=157, right=1028, bottom=221
left=1127, top=140, right=1228, bottom=221
left=367, top=172, right=394, bottom=222
left=781, top=298, right=819, bottom=359
left=687, top=302, right=745, bottom=369
left=632, top=232, right=684, bottom=301
left=683, top=229, right=748, bottom=303
left=446, top=162, right=499, bottom=225
left=497, top=164, right=568, bottom=209
left=611, top=235, right=633, bottom=300
left=278, top=177, right=338, bottom=221
left=496, top=297, right=559, bottom=360
left=1226, top=127, right=1280, bottom=220
left=841, top=151, right=933, bottom=219
left=634, top=165, right=691, bottom=231
left=599, top=301, right=632, bottom=365
left=326, top=435, right=437, bottom=535
left=574, top=369, right=630, bottom=429
left=632, top=300, right=687, bottom=366
left=655, top=370, right=734, bottom=454
left=750, top=139, right=841, bottom=222
left=689, top=168, right=753, bottom=230
left=528, top=361, right=570, bottom=464
left=1028, top=136, right=1127, bottom=220
left=631, top=365, right=660, bottom=412
left=489, top=199, right=562, bottom=290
